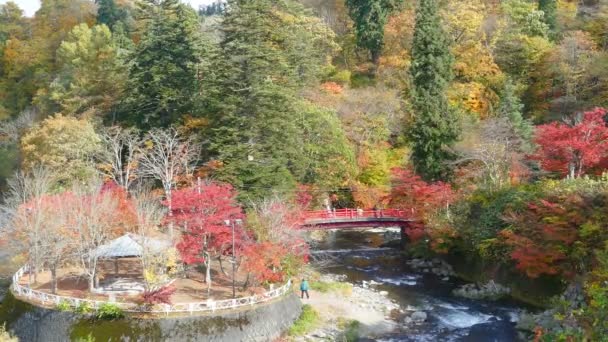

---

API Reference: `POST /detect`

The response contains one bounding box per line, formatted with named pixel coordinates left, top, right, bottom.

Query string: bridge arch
left=300, top=208, right=415, bottom=247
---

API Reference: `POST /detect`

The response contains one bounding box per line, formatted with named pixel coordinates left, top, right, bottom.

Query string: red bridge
left=300, top=208, right=415, bottom=246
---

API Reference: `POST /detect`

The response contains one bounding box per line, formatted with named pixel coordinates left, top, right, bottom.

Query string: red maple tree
left=241, top=242, right=288, bottom=284
left=388, top=168, right=455, bottom=242
left=530, top=107, right=608, bottom=178
left=167, top=182, right=243, bottom=266
left=500, top=195, right=604, bottom=278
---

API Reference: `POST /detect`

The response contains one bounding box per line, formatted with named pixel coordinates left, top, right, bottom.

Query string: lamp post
left=224, top=218, right=243, bottom=298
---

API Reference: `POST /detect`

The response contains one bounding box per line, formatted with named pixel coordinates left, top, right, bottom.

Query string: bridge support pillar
left=400, top=224, right=407, bottom=249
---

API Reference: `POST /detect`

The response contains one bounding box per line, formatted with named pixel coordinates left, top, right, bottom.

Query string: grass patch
left=343, top=320, right=360, bottom=342
left=310, top=281, right=352, bottom=296
left=96, top=303, right=124, bottom=320
left=288, top=304, right=320, bottom=336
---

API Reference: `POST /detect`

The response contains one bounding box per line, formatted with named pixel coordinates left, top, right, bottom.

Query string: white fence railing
left=11, top=265, right=292, bottom=314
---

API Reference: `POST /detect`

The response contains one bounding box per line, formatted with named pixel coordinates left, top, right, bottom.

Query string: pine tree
left=538, top=0, right=557, bottom=37
left=96, top=0, right=127, bottom=31
left=120, top=0, right=201, bottom=128
left=497, top=79, right=533, bottom=148
left=345, top=0, right=402, bottom=66
left=408, top=0, right=459, bottom=182
left=205, top=0, right=345, bottom=200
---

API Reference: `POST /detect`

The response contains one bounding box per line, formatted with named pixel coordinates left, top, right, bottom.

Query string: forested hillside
left=2, top=0, right=608, bottom=339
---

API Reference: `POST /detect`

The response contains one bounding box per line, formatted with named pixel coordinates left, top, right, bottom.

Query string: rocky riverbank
left=293, top=274, right=401, bottom=341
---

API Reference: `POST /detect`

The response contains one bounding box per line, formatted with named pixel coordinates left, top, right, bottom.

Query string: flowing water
left=310, top=228, right=530, bottom=342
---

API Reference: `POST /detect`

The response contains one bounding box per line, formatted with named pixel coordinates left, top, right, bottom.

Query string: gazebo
left=92, top=233, right=172, bottom=294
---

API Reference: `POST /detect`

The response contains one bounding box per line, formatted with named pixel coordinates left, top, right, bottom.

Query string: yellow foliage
left=449, top=82, right=499, bottom=118
left=21, top=114, right=102, bottom=184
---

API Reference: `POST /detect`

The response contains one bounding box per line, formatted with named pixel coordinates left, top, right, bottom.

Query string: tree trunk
left=205, top=257, right=212, bottom=296
left=51, top=266, right=57, bottom=294
left=89, top=275, right=95, bottom=292
left=218, top=256, right=229, bottom=276
left=242, top=273, right=250, bottom=291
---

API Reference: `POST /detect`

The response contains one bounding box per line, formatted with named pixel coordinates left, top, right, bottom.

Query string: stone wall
left=1, top=291, right=302, bottom=342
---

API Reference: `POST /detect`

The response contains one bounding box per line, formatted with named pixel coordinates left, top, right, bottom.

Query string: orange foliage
left=321, top=81, right=344, bottom=94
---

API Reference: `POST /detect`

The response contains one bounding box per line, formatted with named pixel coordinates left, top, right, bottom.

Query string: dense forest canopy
left=3, top=0, right=608, bottom=339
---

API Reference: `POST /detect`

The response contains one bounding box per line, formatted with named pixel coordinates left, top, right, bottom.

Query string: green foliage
left=502, top=0, right=550, bottom=38
left=96, top=0, right=129, bottom=32
left=20, top=114, right=102, bottom=185
left=328, top=69, right=352, bottom=85
left=75, top=301, right=93, bottom=314
left=74, top=333, right=96, bottom=342
left=538, top=0, right=557, bottom=37
left=343, top=320, right=360, bottom=342
left=497, top=79, right=533, bottom=148
left=50, top=23, right=127, bottom=118
left=408, top=0, right=459, bottom=181
left=309, top=281, right=353, bottom=296
left=205, top=0, right=340, bottom=200
left=56, top=300, right=72, bottom=312
left=294, top=103, right=356, bottom=189
left=345, top=0, right=402, bottom=64
left=96, top=303, right=124, bottom=320
left=451, top=184, right=543, bottom=254
left=288, top=304, right=320, bottom=336
left=121, top=0, right=201, bottom=128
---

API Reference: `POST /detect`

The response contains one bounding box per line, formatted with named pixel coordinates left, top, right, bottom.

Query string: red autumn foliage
left=500, top=194, right=607, bottom=278
left=241, top=242, right=288, bottom=283
left=295, top=184, right=313, bottom=210
left=388, top=168, right=455, bottom=241
left=141, top=285, right=176, bottom=305
left=167, top=183, right=244, bottom=265
left=530, top=108, right=608, bottom=178
left=101, top=181, right=138, bottom=232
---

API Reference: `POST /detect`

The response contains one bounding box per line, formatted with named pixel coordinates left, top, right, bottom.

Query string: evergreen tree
left=50, top=24, right=127, bottom=118
left=408, top=0, right=459, bottom=182
left=205, top=0, right=345, bottom=200
left=96, top=0, right=128, bottom=31
left=345, top=0, right=402, bottom=66
left=121, top=0, right=201, bottom=128
left=538, top=0, right=557, bottom=37
left=497, top=79, right=533, bottom=147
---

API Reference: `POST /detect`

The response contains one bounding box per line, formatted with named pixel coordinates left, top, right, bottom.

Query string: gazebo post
left=114, top=258, right=119, bottom=276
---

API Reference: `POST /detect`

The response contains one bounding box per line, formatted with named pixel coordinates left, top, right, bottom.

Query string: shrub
left=140, top=285, right=176, bottom=306
left=96, top=303, right=124, bottom=320
left=75, top=301, right=93, bottom=314
left=343, top=320, right=360, bottom=342
left=56, top=300, right=72, bottom=312
left=288, top=304, right=319, bottom=336
left=74, top=333, right=96, bottom=342
left=329, top=70, right=351, bottom=85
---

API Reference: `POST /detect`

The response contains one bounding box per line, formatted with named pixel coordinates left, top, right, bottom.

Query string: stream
left=309, top=228, right=530, bottom=342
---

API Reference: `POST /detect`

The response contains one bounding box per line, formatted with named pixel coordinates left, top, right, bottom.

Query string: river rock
left=452, top=280, right=510, bottom=300
left=411, top=311, right=428, bottom=322
left=379, top=291, right=388, bottom=296
left=407, top=258, right=455, bottom=277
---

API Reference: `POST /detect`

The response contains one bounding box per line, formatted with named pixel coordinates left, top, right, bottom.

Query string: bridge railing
left=303, top=208, right=412, bottom=221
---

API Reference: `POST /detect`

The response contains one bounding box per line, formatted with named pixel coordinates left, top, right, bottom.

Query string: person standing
left=300, top=279, right=310, bottom=299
